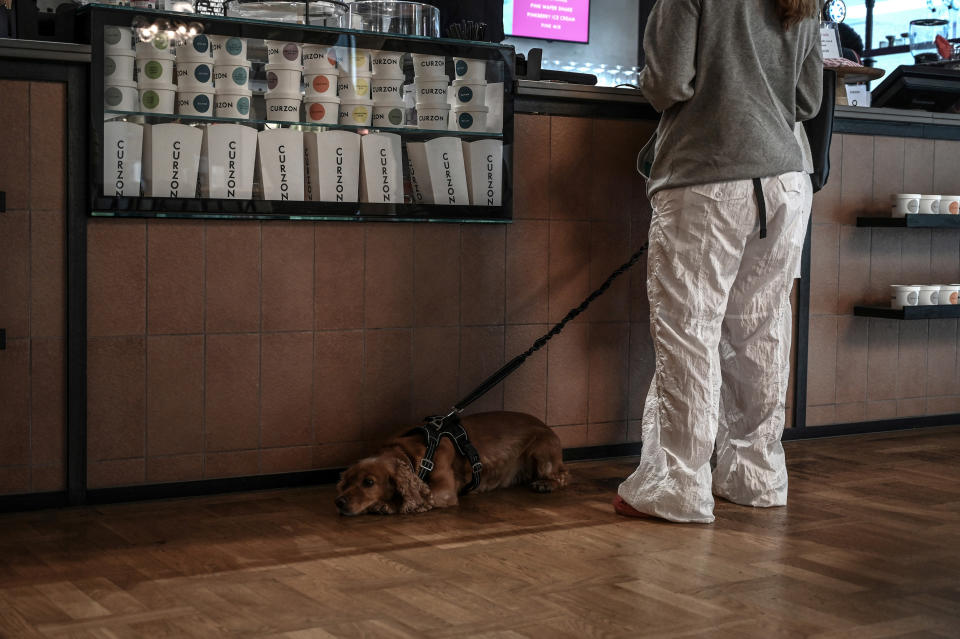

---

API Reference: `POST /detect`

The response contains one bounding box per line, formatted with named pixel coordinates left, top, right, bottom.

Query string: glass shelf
left=854, top=305, right=960, bottom=320
left=104, top=109, right=504, bottom=138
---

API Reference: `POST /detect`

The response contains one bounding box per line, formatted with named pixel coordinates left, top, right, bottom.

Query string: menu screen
left=504, top=0, right=590, bottom=43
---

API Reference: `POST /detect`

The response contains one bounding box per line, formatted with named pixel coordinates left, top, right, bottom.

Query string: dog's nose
left=334, top=496, right=347, bottom=510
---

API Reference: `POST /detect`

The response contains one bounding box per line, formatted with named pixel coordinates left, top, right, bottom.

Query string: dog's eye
left=363, top=477, right=375, bottom=487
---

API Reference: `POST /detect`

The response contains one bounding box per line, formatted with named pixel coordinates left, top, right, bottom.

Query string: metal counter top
left=0, top=38, right=92, bottom=63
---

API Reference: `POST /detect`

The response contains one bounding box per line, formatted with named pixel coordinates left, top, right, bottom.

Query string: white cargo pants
left=618, top=172, right=812, bottom=523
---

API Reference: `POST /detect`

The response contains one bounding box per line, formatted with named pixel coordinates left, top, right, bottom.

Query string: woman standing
left=616, top=0, right=823, bottom=523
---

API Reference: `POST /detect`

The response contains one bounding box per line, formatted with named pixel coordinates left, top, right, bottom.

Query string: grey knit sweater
left=639, top=0, right=823, bottom=195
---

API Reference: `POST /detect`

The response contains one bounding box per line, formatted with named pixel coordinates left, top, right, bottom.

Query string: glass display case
left=80, top=3, right=515, bottom=223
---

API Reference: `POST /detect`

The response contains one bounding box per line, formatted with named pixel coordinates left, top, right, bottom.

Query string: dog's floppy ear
left=392, top=458, right=433, bottom=514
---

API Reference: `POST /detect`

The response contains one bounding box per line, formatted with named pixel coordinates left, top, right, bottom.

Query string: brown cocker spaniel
left=335, top=411, right=568, bottom=516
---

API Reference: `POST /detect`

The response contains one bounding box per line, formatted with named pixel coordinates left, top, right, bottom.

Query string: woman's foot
left=613, top=495, right=653, bottom=518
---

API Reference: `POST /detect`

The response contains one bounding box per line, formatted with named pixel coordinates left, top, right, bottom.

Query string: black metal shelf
left=854, top=305, right=960, bottom=320
left=857, top=215, right=960, bottom=228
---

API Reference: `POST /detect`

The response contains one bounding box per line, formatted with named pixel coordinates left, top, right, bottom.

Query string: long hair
left=775, top=0, right=820, bottom=30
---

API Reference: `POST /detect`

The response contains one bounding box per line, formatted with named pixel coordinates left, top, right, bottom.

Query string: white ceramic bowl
left=265, top=64, right=302, bottom=94
left=176, top=91, right=214, bottom=116
left=416, top=104, right=449, bottom=129
left=303, top=44, right=338, bottom=73
left=265, top=92, right=302, bottom=122
left=175, top=34, right=213, bottom=61
left=139, top=84, right=176, bottom=114
left=411, top=53, right=446, bottom=77
left=451, top=79, right=486, bottom=107
left=372, top=101, right=406, bottom=127
left=452, top=105, right=488, bottom=132
left=337, top=74, right=372, bottom=101
left=453, top=57, right=487, bottom=82
left=265, top=41, right=303, bottom=68
left=105, top=54, right=135, bottom=84
left=214, top=91, right=252, bottom=119
left=413, top=78, right=448, bottom=106
left=176, top=61, right=214, bottom=91
left=136, top=36, right=175, bottom=60
left=210, top=35, right=248, bottom=65
left=103, top=25, right=135, bottom=55
left=305, top=72, right=338, bottom=98
left=371, top=77, right=405, bottom=103
left=213, top=64, right=250, bottom=93
left=339, top=99, right=374, bottom=126
left=104, top=81, right=138, bottom=111
left=371, top=50, right=405, bottom=78
left=304, top=97, right=340, bottom=124
left=136, top=58, right=175, bottom=87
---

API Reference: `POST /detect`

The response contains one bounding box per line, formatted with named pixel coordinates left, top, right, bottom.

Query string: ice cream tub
left=890, top=285, right=920, bottom=310
left=136, top=58, right=175, bottom=87
left=265, top=65, right=302, bottom=93
left=337, top=74, right=372, bottom=101
left=176, top=91, right=214, bottom=116
left=452, top=105, right=488, bottom=132
left=305, top=72, right=338, bottom=98
left=265, top=41, right=303, bottom=69
left=135, top=35, right=175, bottom=60
left=453, top=57, right=487, bottom=82
left=265, top=92, right=302, bottom=122
left=940, top=195, right=960, bottom=215
left=176, top=61, right=214, bottom=91
left=919, top=285, right=940, bottom=305
left=371, top=50, right=405, bottom=78
left=139, top=83, right=176, bottom=114
left=213, top=65, right=250, bottom=93
left=105, top=80, right=139, bottom=112
left=215, top=91, right=252, bottom=119
left=452, top=79, right=487, bottom=107
left=339, top=99, right=374, bottom=126
left=335, top=47, right=371, bottom=75
left=411, top=53, right=446, bottom=77
left=413, top=78, right=448, bottom=106
left=210, top=35, right=247, bottom=65
left=919, top=195, right=941, bottom=215
left=304, top=97, right=340, bottom=125
left=105, top=54, right=135, bottom=83
left=939, top=285, right=959, bottom=305
left=372, top=101, right=406, bottom=127
left=416, top=104, right=449, bottom=129
left=103, top=120, right=143, bottom=197
left=303, top=44, right=338, bottom=73
left=104, top=25, right=135, bottom=55
left=891, top=193, right=920, bottom=218
left=371, top=77, right=404, bottom=102
left=175, top=34, right=213, bottom=62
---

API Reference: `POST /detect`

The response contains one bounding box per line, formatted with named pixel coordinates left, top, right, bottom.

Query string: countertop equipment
left=347, top=0, right=440, bottom=38
left=872, top=64, right=960, bottom=112
left=224, top=0, right=348, bottom=26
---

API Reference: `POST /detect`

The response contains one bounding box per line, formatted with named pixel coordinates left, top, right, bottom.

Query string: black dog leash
left=412, top=242, right=650, bottom=492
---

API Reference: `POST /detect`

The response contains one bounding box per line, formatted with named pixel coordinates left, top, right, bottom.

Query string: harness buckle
left=419, top=458, right=434, bottom=473
left=472, top=461, right=483, bottom=474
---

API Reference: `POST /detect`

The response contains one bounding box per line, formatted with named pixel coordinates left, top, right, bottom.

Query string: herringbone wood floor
left=2, top=427, right=959, bottom=638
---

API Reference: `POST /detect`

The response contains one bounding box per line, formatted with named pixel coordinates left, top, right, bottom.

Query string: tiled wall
left=807, top=134, right=960, bottom=425
left=0, top=80, right=67, bottom=496
left=84, top=114, right=676, bottom=488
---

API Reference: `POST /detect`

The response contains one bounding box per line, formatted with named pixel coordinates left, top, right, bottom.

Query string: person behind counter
left=614, top=0, right=823, bottom=523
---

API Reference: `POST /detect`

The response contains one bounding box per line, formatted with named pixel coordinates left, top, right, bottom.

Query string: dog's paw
left=530, top=479, right=557, bottom=493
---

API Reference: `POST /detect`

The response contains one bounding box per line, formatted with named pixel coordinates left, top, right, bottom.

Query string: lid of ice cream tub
left=340, top=98, right=375, bottom=106
left=452, top=104, right=489, bottom=113
left=106, top=80, right=138, bottom=89
left=264, top=91, right=304, bottom=100
left=373, top=98, right=406, bottom=108
left=214, top=87, right=253, bottom=97
left=305, top=95, right=341, bottom=104
left=265, top=63, right=304, bottom=72
left=141, top=82, right=177, bottom=92
left=452, top=79, right=487, bottom=87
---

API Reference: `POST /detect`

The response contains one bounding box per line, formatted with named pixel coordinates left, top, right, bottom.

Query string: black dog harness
left=406, top=413, right=483, bottom=495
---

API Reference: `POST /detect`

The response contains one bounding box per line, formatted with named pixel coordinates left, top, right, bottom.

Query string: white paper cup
left=265, top=64, right=302, bottom=93
left=213, top=65, right=250, bottom=93
left=175, top=34, right=213, bottom=61
left=176, top=61, right=214, bottom=91
left=105, top=54, right=135, bottom=83
left=336, top=48, right=371, bottom=75
left=339, top=100, right=374, bottom=126
left=139, top=84, right=176, bottom=114
left=372, top=101, right=406, bottom=127
left=890, top=285, right=920, bottom=310
left=411, top=53, right=446, bottom=77
left=304, top=97, right=340, bottom=124
left=918, top=286, right=940, bottom=305
left=371, top=77, right=404, bottom=103
left=891, top=193, right=920, bottom=218
left=305, top=72, right=338, bottom=98
left=265, top=41, right=303, bottom=68
left=104, top=81, right=138, bottom=111
left=940, top=195, right=960, bottom=215
left=215, top=91, right=252, bottom=119
left=413, top=78, right=448, bottom=106
left=104, top=25, right=135, bottom=55
left=453, top=57, right=486, bottom=82
left=452, top=105, right=488, bottom=132
left=919, top=195, right=941, bottom=215
left=451, top=79, right=487, bottom=107
left=136, top=58, right=175, bottom=87
left=303, top=44, right=338, bottom=73
left=136, top=36, right=175, bottom=61
left=265, top=92, right=302, bottom=122
left=176, top=91, right=214, bottom=116
left=337, top=74, right=372, bottom=101
left=939, top=285, right=959, bottom=305
left=371, top=50, right=405, bottom=78
left=416, top=104, right=449, bottom=129
left=210, top=35, right=248, bottom=65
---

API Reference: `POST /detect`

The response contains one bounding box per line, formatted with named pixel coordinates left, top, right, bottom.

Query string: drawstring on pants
left=752, top=177, right=768, bottom=239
